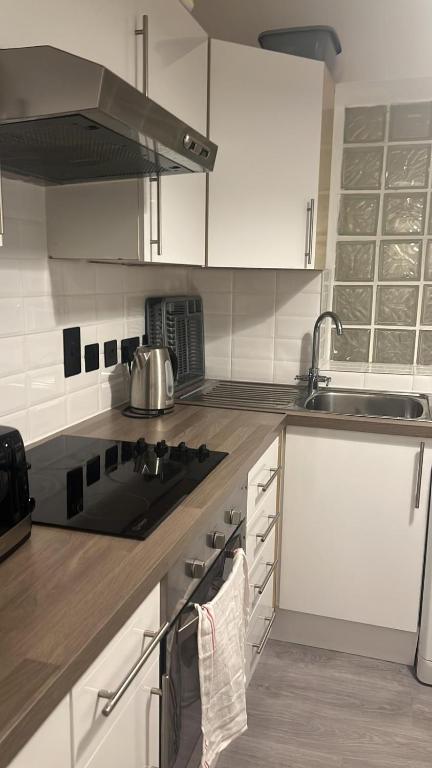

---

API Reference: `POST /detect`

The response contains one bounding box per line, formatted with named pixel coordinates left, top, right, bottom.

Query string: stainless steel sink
left=302, top=388, right=431, bottom=420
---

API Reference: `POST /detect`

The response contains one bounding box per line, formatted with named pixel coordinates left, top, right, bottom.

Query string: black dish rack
left=145, top=296, right=205, bottom=389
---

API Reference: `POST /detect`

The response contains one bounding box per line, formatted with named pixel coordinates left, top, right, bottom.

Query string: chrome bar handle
left=305, top=198, right=315, bottom=265
left=98, top=621, right=170, bottom=716
left=254, top=559, right=278, bottom=596
left=150, top=175, right=162, bottom=257
left=135, top=15, right=149, bottom=96
left=415, top=441, right=425, bottom=509
left=252, top=611, right=276, bottom=655
left=257, top=466, right=281, bottom=493
left=256, top=512, right=281, bottom=543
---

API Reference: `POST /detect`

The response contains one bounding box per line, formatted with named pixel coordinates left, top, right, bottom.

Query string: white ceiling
left=193, top=0, right=432, bottom=83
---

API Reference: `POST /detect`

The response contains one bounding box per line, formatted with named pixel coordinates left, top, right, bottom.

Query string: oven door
left=160, top=524, right=245, bottom=768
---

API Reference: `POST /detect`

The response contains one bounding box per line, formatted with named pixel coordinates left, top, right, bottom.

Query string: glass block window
left=330, top=101, right=432, bottom=368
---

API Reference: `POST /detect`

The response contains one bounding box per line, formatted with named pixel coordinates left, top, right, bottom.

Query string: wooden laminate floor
left=217, top=640, right=432, bottom=768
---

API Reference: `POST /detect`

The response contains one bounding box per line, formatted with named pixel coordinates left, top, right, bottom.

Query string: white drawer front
left=248, top=528, right=276, bottom=616
left=246, top=576, right=275, bottom=682
left=72, top=585, right=160, bottom=768
left=246, top=481, right=278, bottom=570
left=84, top=656, right=160, bottom=768
left=247, top=437, right=279, bottom=518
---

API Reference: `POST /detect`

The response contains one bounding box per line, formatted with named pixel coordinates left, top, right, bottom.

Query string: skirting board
left=271, top=608, right=418, bottom=664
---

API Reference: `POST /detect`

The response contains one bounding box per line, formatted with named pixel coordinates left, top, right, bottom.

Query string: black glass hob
left=28, top=435, right=227, bottom=540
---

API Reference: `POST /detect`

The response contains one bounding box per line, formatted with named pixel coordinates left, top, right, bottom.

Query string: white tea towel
left=195, top=548, right=249, bottom=768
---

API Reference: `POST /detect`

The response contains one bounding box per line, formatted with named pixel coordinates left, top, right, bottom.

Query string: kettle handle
left=168, top=347, right=178, bottom=381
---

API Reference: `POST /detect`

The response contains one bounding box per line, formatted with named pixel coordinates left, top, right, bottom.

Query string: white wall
left=193, top=0, right=432, bottom=84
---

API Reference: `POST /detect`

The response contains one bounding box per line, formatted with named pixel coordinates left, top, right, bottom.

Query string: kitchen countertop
left=0, top=404, right=286, bottom=767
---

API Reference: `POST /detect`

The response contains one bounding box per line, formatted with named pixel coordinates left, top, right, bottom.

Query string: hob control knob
left=134, top=438, right=147, bottom=455
left=227, top=508, right=242, bottom=526
left=198, top=443, right=210, bottom=461
left=211, top=531, right=226, bottom=550
left=185, top=559, right=206, bottom=579
left=155, top=440, right=168, bottom=458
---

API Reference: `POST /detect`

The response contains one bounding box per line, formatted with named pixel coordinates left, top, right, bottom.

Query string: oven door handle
left=98, top=621, right=170, bottom=716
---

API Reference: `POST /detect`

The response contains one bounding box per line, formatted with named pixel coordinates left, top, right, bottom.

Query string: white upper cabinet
left=207, top=39, right=334, bottom=270
left=45, top=0, right=208, bottom=265
left=137, top=0, right=208, bottom=265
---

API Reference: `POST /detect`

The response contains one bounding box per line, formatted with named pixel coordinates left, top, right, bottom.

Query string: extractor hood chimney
left=0, top=45, right=217, bottom=185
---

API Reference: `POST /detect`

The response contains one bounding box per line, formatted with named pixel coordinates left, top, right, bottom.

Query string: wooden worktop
left=0, top=404, right=285, bottom=767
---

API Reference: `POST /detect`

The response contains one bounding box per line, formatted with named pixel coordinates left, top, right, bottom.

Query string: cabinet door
left=208, top=39, right=329, bottom=270
left=84, top=657, right=160, bottom=768
left=138, top=0, right=208, bottom=265
left=280, top=427, right=431, bottom=632
left=9, top=696, right=71, bottom=768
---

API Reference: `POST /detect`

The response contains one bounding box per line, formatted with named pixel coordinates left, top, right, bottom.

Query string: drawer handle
left=98, top=621, right=170, bottom=716
left=254, top=559, right=278, bottom=595
left=257, top=466, right=280, bottom=493
left=252, top=611, right=276, bottom=655
left=256, top=512, right=281, bottom=543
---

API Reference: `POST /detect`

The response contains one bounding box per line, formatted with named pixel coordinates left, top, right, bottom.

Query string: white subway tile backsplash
left=0, top=260, right=23, bottom=296
left=0, top=337, right=25, bottom=377
left=96, top=294, right=124, bottom=323
left=232, top=336, right=273, bottom=361
left=274, top=361, right=308, bottom=385
left=80, top=324, right=99, bottom=348
left=276, top=270, right=322, bottom=296
left=205, top=356, right=232, bottom=379
left=3, top=179, right=45, bottom=222
left=20, top=260, right=51, bottom=296
left=24, top=331, right=62, bottom=369
left=232, top=314, right=275, bottom=339
left=66, top=370, right=99, bottom=393
left=275, top=316, right=314, bottom=340
left=233, top=269, right=276, bottom=295
left=189, top=267, right=232, bottom=293
left=67, top=386, right=99, bottom=425
left=0, top=374, right=27, bottom=415
left=274, top=337, right=312, bottom=364
left=231, top=358, right=273, bottom=383
left=126, top=294, right=145, bottom=318
left=64, top=295, right=96, bottom=326
left=276, top=291, right=321, bottom=318
left=29, top=398, right=66, bottom=442
left=204, top=313, right=232, bottom=337
left=206, top=335, right=231, bottom=359
left=27, top=364, right=65, bottom=406
left=202, top=292, right=232, bottom=315
left=63, top=261, right=96, bottom=295
left=3, top=218, right=47, bottom=260
left=96, top=263, right=126, bottom=295
left=99, top=376, right=128, bottom=411
left=0, top=298, right=25, bottom=336
left=233, top=292, right=275, bottom=317
left=25, top=295, right=61, bottom=332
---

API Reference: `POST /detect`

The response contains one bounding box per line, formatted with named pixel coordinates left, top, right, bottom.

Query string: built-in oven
left=159, top=483, right=247, bottom=768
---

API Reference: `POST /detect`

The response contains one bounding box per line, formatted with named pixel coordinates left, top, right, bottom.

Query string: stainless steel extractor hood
left=0, top=45, right=217, bottom=184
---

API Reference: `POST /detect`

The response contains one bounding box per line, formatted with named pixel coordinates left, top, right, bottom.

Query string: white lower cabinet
left=83, top=657, right=159, bottom=768
left=8, top=585, right=161, bottom=768
left=8, top=696, right=71, bottom=768
left=280, top=427, right=432, bottom=633
left=72, top=585, right=160, bottom=768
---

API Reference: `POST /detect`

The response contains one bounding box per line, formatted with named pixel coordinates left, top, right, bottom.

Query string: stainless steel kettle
left=128, top=345, right=178, bottom=417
